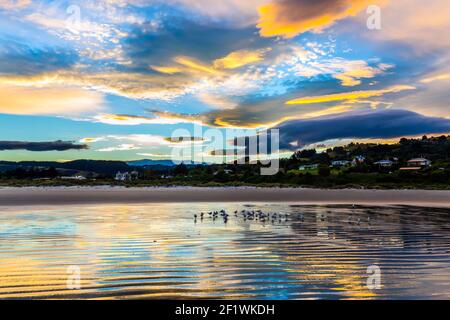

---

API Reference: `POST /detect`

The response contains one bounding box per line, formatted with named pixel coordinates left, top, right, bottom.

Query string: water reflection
left=0, top=204, right=449, bottom=299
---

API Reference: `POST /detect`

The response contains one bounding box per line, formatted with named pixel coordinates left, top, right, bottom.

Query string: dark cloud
left=274, top=109, right=450, bottom=150
left=258, top=0, right=371, bottom=38
left=0, top=41, right=78, bottom=75
left=0, top=140, right=88, bottom=152
left=123, top=18, right=272, bottom=70
left=271, top=0, right=350, bottom=21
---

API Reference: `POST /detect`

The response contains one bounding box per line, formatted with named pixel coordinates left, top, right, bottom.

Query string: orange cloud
left=93, top=113, right=199, bottom=125
left=420, top=73, right=450, bottom=84
left=0, top=82, right=104, bottom=116
left=197, top=93, right=237, bottom=110
left=286, top=85, right=415, bottom=105
left=213, top=49, right=269, bottom=69
left=257, top=0, right=377, bottom=38
left=150, top=65, right=183, bottom=74
left=334, top=61, right=393, bottom=87
left=174, top=56, right=219, bottom=75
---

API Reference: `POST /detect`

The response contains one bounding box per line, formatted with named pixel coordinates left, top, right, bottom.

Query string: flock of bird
left=193, top=205, right=371, bottom=226
left=194, top=209, right=291, bottom=224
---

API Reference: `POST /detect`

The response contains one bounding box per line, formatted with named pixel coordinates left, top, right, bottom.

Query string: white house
left=299, top=164, right=319, bottom=171
left=115, top=171, right=139, bottom=181
left=352, top=155, right=366, bottom=166
left=374, top=160, right=394, bottom=167
left=407, top=158, right=431, bottom=167
left=115, top=171, right=129, bottom=181
left=61, top=175, right=87, bottom=180
left=331, top=160, right=350, bottom=167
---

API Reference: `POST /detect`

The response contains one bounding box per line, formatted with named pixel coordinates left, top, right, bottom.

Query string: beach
left=1, top=201, right=450, bottom=299
left=1, top=186, right=449, bottom=207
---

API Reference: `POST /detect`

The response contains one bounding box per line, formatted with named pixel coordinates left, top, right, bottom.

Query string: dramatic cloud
left=0, top=140, right=88, bottom=151
left=257, top=0, right=377, bottom=38
left=152, top=48, right=269, bottom=76
left=124, top=19, right=270, bottom=68
left=0, top=42, right=77, bottom=75
left=1, top=0, right=449, bottom=163
left=149, top=84, right=416, bottom=128
left=286, top=85, right=415, bottom=105
left=0, top=82, right=105, bottom=116
left=288, top=57, right=394, bottom=87
left=93, top=113, right=195, bottom=125
left=0, top=71, right=195, bottom=101
left=275, top=109, right=450, bottom=150
left=333, top=61, right=393, bottom=87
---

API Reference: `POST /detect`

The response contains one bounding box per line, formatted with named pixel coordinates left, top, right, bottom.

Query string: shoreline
left=1, top=186, right=450, bottom=207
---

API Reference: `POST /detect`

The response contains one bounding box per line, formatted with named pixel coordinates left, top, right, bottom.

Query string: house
left=399, top=167, right=421, bottom=171
left=115, top=171, right=129, bottom=181
left=299, top=164, right=319, bottom=171
left=115, top=171, right=139, bottom=181
left=331, top=160, right=350, bottom=167
left=407, top=158, right=431, bottom=167
left=374, top=160, right=394, bottom=167
left=61, top=175, right=87, bottom=180
left=352, top=155, right=366, bottom=166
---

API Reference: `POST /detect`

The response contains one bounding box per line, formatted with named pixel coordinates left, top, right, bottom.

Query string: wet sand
left=1, top=203, right=449, bottom=299
left=0, top=187, right=449, bottom=207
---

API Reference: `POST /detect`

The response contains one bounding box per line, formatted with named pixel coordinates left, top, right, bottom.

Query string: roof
left=408, top=158, right=430, bottom=162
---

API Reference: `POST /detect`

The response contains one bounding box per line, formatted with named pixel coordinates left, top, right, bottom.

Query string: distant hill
left=0, top=160, right=131, bottom=175
left=0, top=159, right=212, bottom=176
left=127, top=159, right=210, bottom=167
left=127, top=159, right=177, bottom=167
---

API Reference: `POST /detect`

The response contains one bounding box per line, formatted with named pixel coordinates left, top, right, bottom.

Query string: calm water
left=0, top=203, right=449, bottom=299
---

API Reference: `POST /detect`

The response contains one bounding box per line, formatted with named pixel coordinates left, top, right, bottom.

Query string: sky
left=1, top=0, right=450, bottom=163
